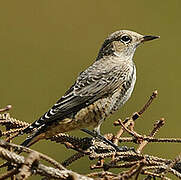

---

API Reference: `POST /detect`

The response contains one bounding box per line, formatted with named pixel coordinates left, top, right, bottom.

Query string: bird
left=20, top=30, right=159, bottom=148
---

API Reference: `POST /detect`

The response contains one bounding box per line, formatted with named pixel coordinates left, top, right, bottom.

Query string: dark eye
left=120, top=35, right=131, bottom=43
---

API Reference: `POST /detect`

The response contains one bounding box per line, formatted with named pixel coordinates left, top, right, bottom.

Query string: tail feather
left=20, top=131, right=45, bottom=147
left=21, top=124, right=36, bottom=135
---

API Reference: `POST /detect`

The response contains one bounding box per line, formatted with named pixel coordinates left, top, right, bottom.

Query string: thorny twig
left=0, top=90, right=181, bottom=179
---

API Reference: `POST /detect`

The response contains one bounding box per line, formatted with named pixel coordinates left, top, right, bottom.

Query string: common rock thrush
left=20, top=30, right=159, bottom=148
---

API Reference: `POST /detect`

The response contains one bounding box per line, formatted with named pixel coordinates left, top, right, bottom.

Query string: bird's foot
left=81, top=128, right=134, bottom=152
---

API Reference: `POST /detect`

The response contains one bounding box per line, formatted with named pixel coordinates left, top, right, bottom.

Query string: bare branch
left=0, top=145, right=93, bottom=180
left=16, top=152, right=40, bottom=180
left=0, top=91, right=181, bottom=179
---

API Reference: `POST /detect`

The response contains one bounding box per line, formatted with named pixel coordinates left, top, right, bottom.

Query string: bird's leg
left=81, top=128, right=131, bottom=152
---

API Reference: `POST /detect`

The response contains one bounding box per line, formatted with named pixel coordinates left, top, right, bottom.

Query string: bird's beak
left=141, top=35, right=160, bottom=43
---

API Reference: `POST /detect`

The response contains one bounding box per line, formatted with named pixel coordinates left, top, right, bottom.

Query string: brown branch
left=16, top=152, right=40, bottom=180
left=169, top=167, right=181, bottom=179
left=119, top=136, right=181, bottom=143
left=0, top=91, right=181, bottom=179
left=119, top=161, right=144, bottom=179
left=113, top=90, right=158, bottom=147
left=0, top=113, right=30, bottom=128
left=50, top=133, right=92, bottom=153
left=142, top=170, right=171, bottom=180
left=138, top=90, right=158, bottom=116
left=0, top=105, right=12, bottom=113
left=136, top=119, right=165, bottom=153
left=86, top=171, right=117, bottom=178
left=0, top=145, right=93, bottom=180
left=0, top=140, right=66, bottom=171
left=116, top=119, right=143, bottom=139
left=1, top=128, right=24, bottom=137
left=62, top=152, right=85, bottom=167
left=0, top=169, right=19, bottom=180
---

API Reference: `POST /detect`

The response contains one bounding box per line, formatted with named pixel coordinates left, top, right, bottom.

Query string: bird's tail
left=20, top=130, right=45, bottom=147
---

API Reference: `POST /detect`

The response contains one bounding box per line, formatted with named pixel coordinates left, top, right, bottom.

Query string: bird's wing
left=23, top=61, right=130, bottom=134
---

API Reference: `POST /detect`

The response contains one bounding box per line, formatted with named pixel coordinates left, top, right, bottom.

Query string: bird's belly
left=44, top=97, right=112, bottom=138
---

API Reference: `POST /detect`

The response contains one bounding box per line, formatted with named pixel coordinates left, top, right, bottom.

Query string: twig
left=87, top=171, right=117, bottom=178
left=116, top=119, right=142, bottom=139
left=0, top=91, right=181, bottom=179
left=138, top=90, right=158, bottom=116
left=142, top=170, right=171, bottom=180
left=16, top=151, right=40, bottom=180
left=121, top=161, right=144, bottom=179
left=1, top=128, right=24, bottom=137
left=50, top=133, right=92, bottom=153
left=119, top=137, right=181, bottom=143
left=0, top=145, right=93, bottom=180
left=0, top=169, right=19, bottom=180
left=169, top=167, right=181, bottom=179
left=0, top=140, right=66, bottom=171
left=136, top=119, right=165, bottom=153
left=0, top=105, right=12, bottom=113
left=0, top=113, right=30, bottom=128
left=62, top=152, right=84, bottom=167
left=113, top=90, right=158, bottom=146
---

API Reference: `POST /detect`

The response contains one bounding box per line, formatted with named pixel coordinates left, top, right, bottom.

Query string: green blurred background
left=0, top=0, right=181, bottom=177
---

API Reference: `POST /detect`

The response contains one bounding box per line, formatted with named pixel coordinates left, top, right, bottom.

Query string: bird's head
left=97, top=30, right=159, bottom=60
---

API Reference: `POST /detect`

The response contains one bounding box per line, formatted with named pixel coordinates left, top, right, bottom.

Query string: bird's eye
left=120, top=35, right=132, bottom=43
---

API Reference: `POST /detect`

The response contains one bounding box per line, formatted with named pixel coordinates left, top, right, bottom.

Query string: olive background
left=0, top=0, right=181, bottom=177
